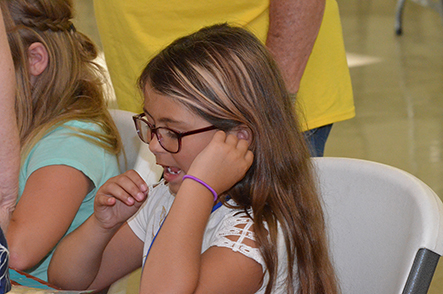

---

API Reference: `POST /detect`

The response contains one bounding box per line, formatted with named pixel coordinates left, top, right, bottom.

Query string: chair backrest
left=313, top=157, right=443, bottom=294
left=109, top=109, right=163, bottom=185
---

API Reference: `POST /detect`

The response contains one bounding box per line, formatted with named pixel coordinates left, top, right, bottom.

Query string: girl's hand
left=94, top=170, right=148, bottom=230
left=187, top=131, right=254, bottom=195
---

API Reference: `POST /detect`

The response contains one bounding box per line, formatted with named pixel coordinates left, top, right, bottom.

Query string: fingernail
left=136, top=192, right=144, bottom=201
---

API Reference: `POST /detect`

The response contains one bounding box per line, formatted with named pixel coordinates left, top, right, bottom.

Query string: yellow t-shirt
left=94, top=0, right=354, bottom=130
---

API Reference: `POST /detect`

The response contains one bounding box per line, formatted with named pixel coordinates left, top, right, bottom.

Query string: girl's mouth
left=162, top=166, right=183, bottom=183
left=166, top=166, right=181, bottom=175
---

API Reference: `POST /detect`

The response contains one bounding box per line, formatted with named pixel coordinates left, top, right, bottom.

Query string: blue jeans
left=0, top=228, right=11, bottom=293
left=303, top=124, right=333, bottom=157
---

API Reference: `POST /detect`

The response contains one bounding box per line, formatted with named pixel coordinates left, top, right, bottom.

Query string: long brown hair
left=139, top=23, right=338, bottom=294
left=0, top=0, right=121, bottom=159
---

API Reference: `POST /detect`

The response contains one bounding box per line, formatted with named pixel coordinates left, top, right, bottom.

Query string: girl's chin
left=167, top=181, right=180, bottom=196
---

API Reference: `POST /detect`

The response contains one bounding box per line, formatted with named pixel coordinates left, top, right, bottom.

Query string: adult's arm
left=0, top=8, right=19, bottom=233
left=266, top=0, right=325, bottom=94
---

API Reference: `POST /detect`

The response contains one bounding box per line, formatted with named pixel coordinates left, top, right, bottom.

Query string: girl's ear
left=28, top=42, right=49, bottom=77
left=230, top=125, right=253, bottom=146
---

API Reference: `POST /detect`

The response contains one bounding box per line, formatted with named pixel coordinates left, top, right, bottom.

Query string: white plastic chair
left=313, top=157, right=443, bottom=294
left=109, top=109, right=163, bottom=185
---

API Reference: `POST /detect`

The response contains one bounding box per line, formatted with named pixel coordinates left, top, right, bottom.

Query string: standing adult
left=0, top=6, right=18, bottom=234
left=0, top=6, right=18, bottom=293
left=93, top=0, right=355, bottom=156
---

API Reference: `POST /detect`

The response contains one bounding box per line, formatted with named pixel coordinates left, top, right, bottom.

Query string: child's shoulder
left=150, top=180, right=170, bottom=195
left=59, top=120, right=102, bottom=132
left=144, top=180, right=174, bottom=207
left=128, top=179, right=173, bottom=227
left=40, top=120, right=102, bottom=139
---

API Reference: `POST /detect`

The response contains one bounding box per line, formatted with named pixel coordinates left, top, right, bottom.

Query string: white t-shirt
left=128, top=180, right=293, bottom=293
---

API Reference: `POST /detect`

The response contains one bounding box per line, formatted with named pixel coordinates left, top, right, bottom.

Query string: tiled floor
left=73, top=0, right=443, bottom=292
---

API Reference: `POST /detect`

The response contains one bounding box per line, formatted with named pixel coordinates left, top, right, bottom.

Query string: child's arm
left=48, top=170, right=147, bottom=290
left=141, top=131, right=260, bottom=293
left=7, top=165, right=94, bottom=270
left=49, top=217, right=144, bottom=290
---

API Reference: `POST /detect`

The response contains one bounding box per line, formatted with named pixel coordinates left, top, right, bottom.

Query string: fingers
left=97, top=170, right=148, bottom=207
left=210, top=131, right=254, bottom=168
left=218, top=131, right=253, bottom=162
left=214, top=130, right=248, bottom=149
left=187, top=130, right=254, bottom=195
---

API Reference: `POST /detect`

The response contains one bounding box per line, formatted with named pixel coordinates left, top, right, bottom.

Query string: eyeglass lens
left=135, top=119, right=180, bottom=153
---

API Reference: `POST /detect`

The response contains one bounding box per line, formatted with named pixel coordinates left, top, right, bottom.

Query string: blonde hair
left=0, top=0, right=121, bottom=160
left=139, top=24, right=338, bottom=294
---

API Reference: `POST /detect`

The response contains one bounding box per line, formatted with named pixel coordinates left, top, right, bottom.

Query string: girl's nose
left=148, top=134, right=165, bottom=154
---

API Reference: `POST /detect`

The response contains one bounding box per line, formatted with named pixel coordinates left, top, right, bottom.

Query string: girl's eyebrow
left=143, top=108, right=184, bottom=125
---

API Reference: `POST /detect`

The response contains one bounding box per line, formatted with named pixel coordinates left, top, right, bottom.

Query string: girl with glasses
left=0, top=0, right=122, bottom=281
left=49, top=23, right=338, bottom=294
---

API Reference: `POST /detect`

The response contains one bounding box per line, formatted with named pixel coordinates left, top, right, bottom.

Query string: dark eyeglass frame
left=132, top=113, right=217, bottom=154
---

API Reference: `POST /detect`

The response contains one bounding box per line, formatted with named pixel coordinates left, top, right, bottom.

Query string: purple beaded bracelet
left=182, top=175, right=218, bottom=202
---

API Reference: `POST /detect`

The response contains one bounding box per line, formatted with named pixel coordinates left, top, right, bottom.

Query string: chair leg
left=439, top=0, right=443, bottom=25
left=402, top=248, right=440, bottom=294
left=395, top=0, right=408, bottom=35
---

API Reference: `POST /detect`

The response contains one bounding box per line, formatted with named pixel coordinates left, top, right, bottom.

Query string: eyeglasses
left=133, top=113, right=217, bottom=153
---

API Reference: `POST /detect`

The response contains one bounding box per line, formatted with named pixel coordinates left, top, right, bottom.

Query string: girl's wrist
left=182, top=175, right=218, bottom=202
left=91, top=213, right=123, bottom=235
